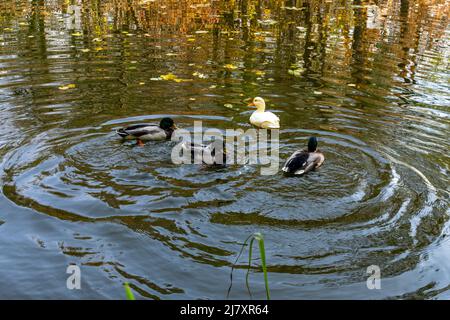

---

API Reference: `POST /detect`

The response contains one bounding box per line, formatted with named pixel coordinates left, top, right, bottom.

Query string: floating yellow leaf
left=80, top=49, right=90, bottom=53
left=160, top=73, right=177, bottom=81
left=347, top=83, right=356, bottom=87
left=173, top=78, right=192, bottom=83
left=58, top=84, right=76, bottom=90
left=313, top=91, right=323, bottom=95
left=224, top=104, right=233, bottom=109
left=95, top=47, right=103, bottom=51
left=71, top=32, right=82, bottom=36
left=189, top=98, right=196, bottom=101
left=187, top=38, right=196, bottom=42
left=224, top=64, right=238, bottom=70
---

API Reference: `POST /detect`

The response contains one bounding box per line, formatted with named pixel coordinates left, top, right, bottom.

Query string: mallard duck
left=181, top=140, right=227, bottom=165
left=116, top=118, right=177, bottom=146
left=248, top=97, right=280, bottom=129
left=282, top=137, right=324, bottom=175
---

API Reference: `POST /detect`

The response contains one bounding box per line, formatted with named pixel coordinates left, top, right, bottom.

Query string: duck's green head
left=308, top=136, right=318, bottom=152
left=160, top=118, right=177, bottom=131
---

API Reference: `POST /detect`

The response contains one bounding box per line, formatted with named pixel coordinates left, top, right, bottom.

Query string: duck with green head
left=116, top=117, right=177, bottom=146
left=282, top=137, right=325, bottom=175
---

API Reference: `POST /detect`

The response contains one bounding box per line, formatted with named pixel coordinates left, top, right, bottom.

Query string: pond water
left=0, top=0, right=449, bottom=299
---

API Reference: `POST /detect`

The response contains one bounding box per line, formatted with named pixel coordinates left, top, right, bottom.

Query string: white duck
left=248, top=97, right=280, bottom=129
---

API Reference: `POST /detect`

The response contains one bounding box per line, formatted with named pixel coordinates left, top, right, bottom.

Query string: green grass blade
left=124, top=282, right=135, bottom=300
left=255, top=233, right=270, bottom=300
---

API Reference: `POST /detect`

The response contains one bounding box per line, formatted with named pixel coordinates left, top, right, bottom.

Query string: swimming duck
left=248, top=97, right=280, bottom=129
left=282, top=137, right=324, bottom=175
left=181, top=139, right=227, bottom=166
left=116, top=118, right=177, bottom=146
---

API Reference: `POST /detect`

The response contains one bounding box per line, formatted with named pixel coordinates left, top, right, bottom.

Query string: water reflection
left=0, top=0, right=449, bottom=299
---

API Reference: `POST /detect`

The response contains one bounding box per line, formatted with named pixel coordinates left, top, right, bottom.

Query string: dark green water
left=0, top=0, right=449, bottom=299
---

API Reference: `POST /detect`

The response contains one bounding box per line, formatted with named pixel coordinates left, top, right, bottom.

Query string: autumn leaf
left=58, top=84, right=76, bottom=90
left=224, top=64, right=238, bottom=70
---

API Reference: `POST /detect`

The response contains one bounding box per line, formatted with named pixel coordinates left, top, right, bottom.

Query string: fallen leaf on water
left=150, top=77, right=162, bottom=81
left=139, top=82, right=145, bottom=85
left=224, top=64, right=238, bottom=70
left=224, top=104, right=233, bottom=109
left=95, top=47, right=103, bottom=51
left=173, top=78, right=192, bottom=83
left=92, top=38, right=102, bottom=42
left=71, top=32, right=82, bottom=37
left=160, top=73, right=192, bottom=83
left=187, top=38, right=196, bottom=42
left=347, top=83, right=356, bottom=87
left=189, top=98, right=196, bottom=101
left=209, top=85, right=217, bottom=89
left=160, top=73, right=177, bottom=81
left=313, top=91, right=323, bottom=95
left=195, top=30, right=208, bottom=34
left=58, top=84, right=76, bottom=90
left=80, top=49, right=90, bottom=53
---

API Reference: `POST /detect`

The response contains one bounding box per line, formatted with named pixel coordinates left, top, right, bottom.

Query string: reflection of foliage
left=0, top=0, right=448, bottom=85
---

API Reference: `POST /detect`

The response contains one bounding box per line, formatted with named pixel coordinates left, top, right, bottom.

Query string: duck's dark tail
left=116, top=128, right=129, bottom=138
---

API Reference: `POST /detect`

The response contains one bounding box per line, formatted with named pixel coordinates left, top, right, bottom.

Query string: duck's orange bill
left=247, top=102, right=255, bottom=107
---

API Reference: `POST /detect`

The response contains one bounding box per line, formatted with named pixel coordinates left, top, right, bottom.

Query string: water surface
left=0, top=0, right=449, bottom=299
